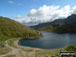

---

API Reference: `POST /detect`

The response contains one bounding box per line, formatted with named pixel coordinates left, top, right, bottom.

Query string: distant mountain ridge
left=31, top=14, right=76, bottom=33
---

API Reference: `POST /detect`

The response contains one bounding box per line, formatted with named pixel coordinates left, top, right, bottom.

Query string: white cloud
left=8, top=0, right=23, bottom=6
left=71, top=6, right=76, bottom=14
left=14, top=15, right=25, bottom=23
left=8, top=0, right=15, bottom=4
left=16, top=5, right=76, bottom=25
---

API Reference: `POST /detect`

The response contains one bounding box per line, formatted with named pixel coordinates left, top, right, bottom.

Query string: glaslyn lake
left=19, top=31, right=76, bottom=49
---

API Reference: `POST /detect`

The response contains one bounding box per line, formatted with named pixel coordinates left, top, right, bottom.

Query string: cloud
left=71, top=6, right=76, bottom=14
left=8, top=0, right=23, bottom=6
left=14, top=15, right=25, bottom=23
left=8, top=0, right=15, bottom=4
left=16, top=5, right=76, bottom=25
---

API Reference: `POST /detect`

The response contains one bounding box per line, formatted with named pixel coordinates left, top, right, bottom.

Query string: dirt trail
left=0, top=39, right=56, bottom=57
left=0, top=39, right=36, bottom=57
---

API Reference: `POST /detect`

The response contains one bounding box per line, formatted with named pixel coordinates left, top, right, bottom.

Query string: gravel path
left=0, top=39, right=57, bottom=57
left=0, top=39, right=36, bottom=57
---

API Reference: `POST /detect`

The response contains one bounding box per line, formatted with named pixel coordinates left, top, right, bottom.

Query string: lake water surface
left=19, top=31, right=76, bottom=49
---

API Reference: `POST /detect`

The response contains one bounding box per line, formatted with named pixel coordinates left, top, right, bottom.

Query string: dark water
left=19, top=31, right=76, bottom=49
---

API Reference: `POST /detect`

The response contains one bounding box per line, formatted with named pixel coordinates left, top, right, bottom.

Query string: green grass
left=8, top=38, right=19, bottom=48
left=3, top=55, right=16, bottom=57
left=0, top=34, right=10, bottom=42
left=36, top=50, right=60, bottom=55
left=39, top=26, right=57, bottom=32
left=64, top=45, right=76, bottom=52
left=21, top=48, right=33, bottom=52
left=0, top=16, right=41, bottom=42
left=0, top=48, right=11, bottom=55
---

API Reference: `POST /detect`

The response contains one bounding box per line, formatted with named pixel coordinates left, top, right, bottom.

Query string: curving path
left=0, top=39, right=56, bottom=57
left=0, top=39, right=36, bottom=57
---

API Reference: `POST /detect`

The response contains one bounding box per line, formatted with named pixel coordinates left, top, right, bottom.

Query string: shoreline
left=16, top=38, right=65, bottom=51
left=0, top=38, right=72, bottom=57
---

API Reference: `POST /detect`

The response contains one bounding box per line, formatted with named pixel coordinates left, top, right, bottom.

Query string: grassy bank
left=0, top=47, right=11, bottom=55
left=3, top=55, right=16, bottom=57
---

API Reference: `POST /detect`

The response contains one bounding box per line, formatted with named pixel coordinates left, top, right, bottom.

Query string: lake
left=19, top=31, right=76, bottom=49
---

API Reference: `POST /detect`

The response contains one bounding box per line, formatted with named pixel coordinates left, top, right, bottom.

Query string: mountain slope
left=0, top=17, right=41, bottom=42
left=32, top=14, right=76, bottom=33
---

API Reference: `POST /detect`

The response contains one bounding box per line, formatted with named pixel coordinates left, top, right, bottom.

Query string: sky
left=0, top=0, right=76, bottom=25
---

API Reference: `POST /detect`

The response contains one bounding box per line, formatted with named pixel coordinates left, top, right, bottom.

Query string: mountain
left=31, top=14, right=76, bottom=33
left=31, top=18, right=66, bottom=29
left=0, top=17, right=41, bottom=42
left=65, top=14, right=76, bottom=23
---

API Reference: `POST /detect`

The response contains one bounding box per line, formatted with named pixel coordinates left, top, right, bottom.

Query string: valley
left=0, top=15, right=76, bottom=57
left=1, top=0, right=76, bottom=57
